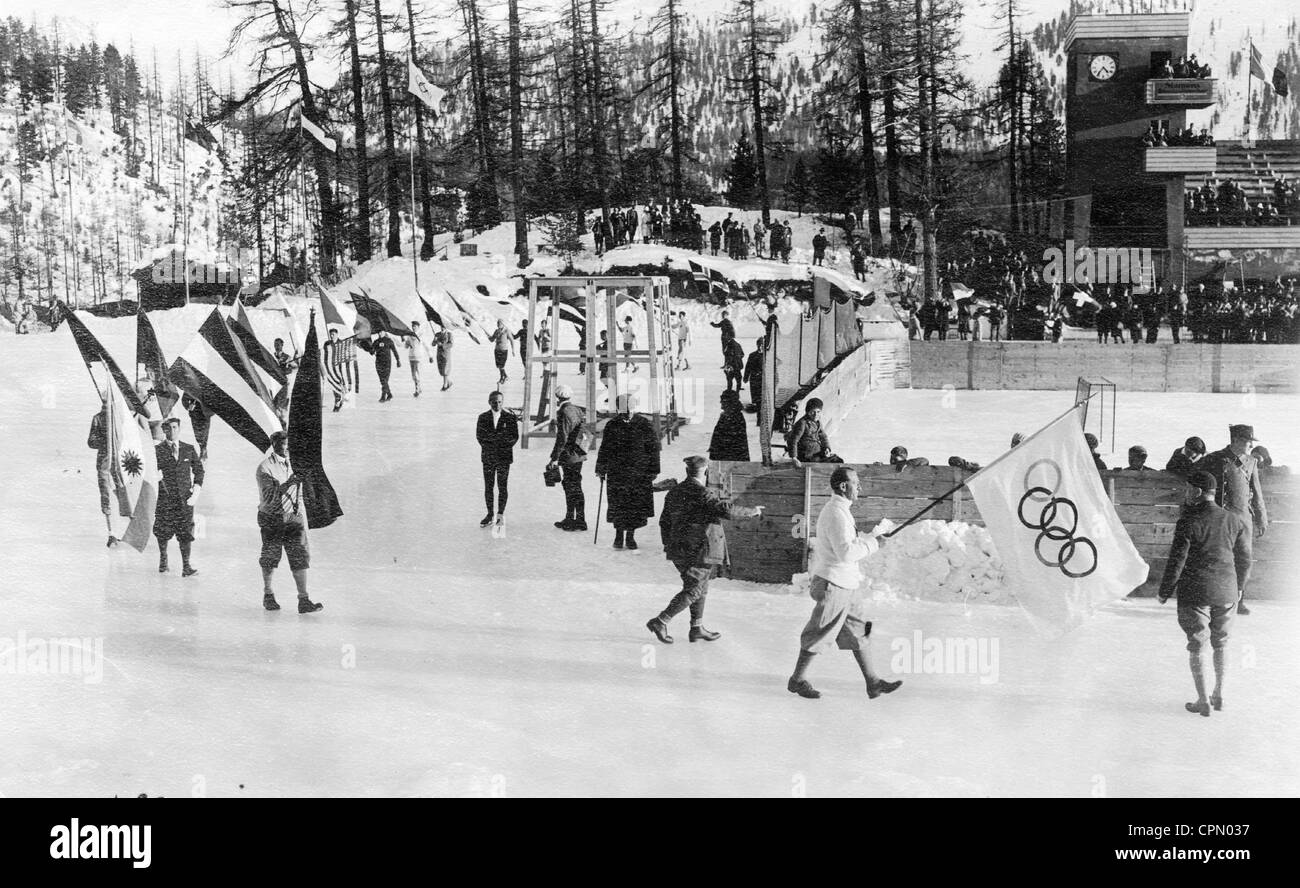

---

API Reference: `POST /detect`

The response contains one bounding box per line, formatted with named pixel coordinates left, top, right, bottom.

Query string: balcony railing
left=1145, top=78, right=1216, bottom=107
left=1144, top=146, right=1218, bottom=174
left=1184, top=226, right=1300, bottom=250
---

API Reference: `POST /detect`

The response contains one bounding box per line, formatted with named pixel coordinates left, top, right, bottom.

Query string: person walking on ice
left=154, top=416, right=203, bottom=577
left=490, top=319, right=514, bottom=386
left=787, top=466, right=903, bottom=700
left=404, top=320, right=430, bottom=397
left=674, top=311, right=691, bottom=370
left=256, top=430, right=322, bottom=613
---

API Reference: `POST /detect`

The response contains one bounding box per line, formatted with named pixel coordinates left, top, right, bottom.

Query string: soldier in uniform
left=1198, top=425, right=1269, bottom=615
left=646, top=456, right=764, bottom=644
left=1159, top=471, right=1252, bottom=716
left=154, top=416, right=203, bottom=576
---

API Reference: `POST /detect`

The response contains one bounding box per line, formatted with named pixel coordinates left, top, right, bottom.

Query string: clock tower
left=1064, top=11, right=1215, bottom=280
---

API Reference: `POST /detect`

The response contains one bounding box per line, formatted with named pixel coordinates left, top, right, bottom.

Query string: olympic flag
left=965, top=405, right=1149, bottom=634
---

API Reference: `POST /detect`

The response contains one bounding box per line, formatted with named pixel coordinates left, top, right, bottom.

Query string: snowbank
left=789, top=518, right=1009, bottom=608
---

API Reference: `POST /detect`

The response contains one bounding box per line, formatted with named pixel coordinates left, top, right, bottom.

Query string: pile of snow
left=789, top=518, right=1009, bottom=607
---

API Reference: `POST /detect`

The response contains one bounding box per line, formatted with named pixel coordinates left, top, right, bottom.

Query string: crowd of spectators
left=1185, top=176, right=1300, bottom=227
left=1151, top=53, right=1212, bottom=79
left=1142, top=123, right=1214, bottom=148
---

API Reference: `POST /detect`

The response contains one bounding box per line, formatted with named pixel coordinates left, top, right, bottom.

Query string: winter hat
left=555, top=384, right=574, bottom=401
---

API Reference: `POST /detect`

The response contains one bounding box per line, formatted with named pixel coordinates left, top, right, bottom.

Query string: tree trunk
left=667, top=0, right=683, bottom=204
left=406, top=0, right=436, bottom=259
left=507, top=0, right=529, bottom=265
left=588, top=0, right=610, bottom=222
left=373, top=0, right=402, bottom=257
left=746, top=2, right=770, bottom=224
left=568, top=0, right=588, bottom=233
left=851, top=0, right=882, bottom=253
left=344, top=0, right=371, bottom=262
left=915, top=0, right=936, bottom=303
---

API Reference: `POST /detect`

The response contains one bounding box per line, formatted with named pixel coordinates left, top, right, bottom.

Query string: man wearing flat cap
left=647, top=455, right=764, bottom=644
left=1165, top=436, right=1206, bottom=479
left=1159, top=471, right=1252, bottom=716
left=1123, top=445, right=1153, bottom=471
left=1199, top=424, right=1268, bottom=615
left=256, top=430, right=322, bottom=613
left=154, top=416, right=203, bottom=576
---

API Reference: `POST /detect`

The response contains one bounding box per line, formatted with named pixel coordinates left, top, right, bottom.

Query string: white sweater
left=809, top=495, right=878, bottom=589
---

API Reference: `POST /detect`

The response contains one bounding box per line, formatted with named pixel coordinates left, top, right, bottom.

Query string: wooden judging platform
left=708, top=460, right=1298, bottom=599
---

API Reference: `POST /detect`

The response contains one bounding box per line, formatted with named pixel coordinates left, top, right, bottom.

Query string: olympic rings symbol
left=1017, top=459, right=1099, bottom=579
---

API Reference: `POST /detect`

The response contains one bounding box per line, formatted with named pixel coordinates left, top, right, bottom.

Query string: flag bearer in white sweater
left=787, top=466, right=904, bottom=700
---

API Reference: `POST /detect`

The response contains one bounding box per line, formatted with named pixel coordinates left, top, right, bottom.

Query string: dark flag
left=708, top=267, right=731, bottom=298
left=1274, top=66, right=1290, bottom=97
left=288, top=314, right=343, bottom=529
left=419, top=295, right=446, bottom=328
left=64, top=307, right=146, bottom=413
left=229, top=299, right=288, bottom=385
left=442, top=289, right=485, bottom=343
left=136, top=310, right=181, bottom=417
left=350, top=289, right=414, bottom=340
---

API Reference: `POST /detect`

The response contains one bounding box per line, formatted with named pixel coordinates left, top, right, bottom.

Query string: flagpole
left=408, top=91, right=419, bottom=295
left=878, top=394, right=1099, bottom=539
left=182, top=116, right=190, bottom=307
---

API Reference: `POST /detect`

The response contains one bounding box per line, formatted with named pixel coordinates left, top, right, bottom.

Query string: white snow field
left=1, top=309, right=1298, bottom=798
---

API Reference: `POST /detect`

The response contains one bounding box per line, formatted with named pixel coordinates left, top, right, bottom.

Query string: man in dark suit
left=1198, top=424, right=1268, bottom=615
left=475, top=390, right=519, bottom=529
left=154, top=416, right=204, bottom=576
left=1159, top=471, right=1252, bottom=717
left=646, top=456, right=764, bottom=644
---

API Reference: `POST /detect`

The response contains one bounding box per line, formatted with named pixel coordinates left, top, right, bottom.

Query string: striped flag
left=688, top=260, right=711, bottom=296
left=106, top=375, right=158, bottom=553
left=288, top=316, right=343, bottom=529
left=350, top=290, right=414, bottom=339
left=231, top=298, right=288, bottom=386
left=1249, top=43, right=1267, bottom=81
left=168, top=308, right=282, bottom=452
left=299, top=111, right=337, bottom=153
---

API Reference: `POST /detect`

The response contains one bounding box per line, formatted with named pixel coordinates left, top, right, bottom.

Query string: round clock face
left=1090, top=54, right=1117, bottom=81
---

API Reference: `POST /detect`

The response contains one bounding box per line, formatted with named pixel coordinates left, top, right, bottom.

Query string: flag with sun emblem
left=106, top=371, right=158, bottom=552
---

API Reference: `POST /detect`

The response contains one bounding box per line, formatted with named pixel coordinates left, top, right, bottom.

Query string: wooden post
left=801, top=464, right=813, bottom=572
left=645, top=281, right=660, bottom=440
left=521, top=279, right=537, bottom=447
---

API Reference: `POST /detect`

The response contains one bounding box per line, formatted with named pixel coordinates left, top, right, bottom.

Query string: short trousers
left=258, top=512, right=310, bottom=571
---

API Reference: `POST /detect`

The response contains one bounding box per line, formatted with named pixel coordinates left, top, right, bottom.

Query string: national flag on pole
left=964, top=406, right=1149, bottom=635
left=709, top=267, right=732, bottom=297
left=951, top=282, right=975, bottom=302
left=688, top=260, right=711, bottom=296
left=106, top=375, right=158, bottom=552
left=1249, top=43, right=1267, bottom=81
left=299, top=111, right=337, bottom=153
left=64, top=309, right=146, bottom=415
left=407, top=57, right=447, bottom=116
left=443, top=289, right=488, bottom=343
left=350, top=290, right=414, bottom=339
left=1274, top=66, right=1290, bottom=97
left=320, top=287, right=355, bottom=330
left=288, top=315, right=343, bottom=529
left=169, top=308, right=282, bottom=452
left=1070, top=287, right=1100, bottom=309
left=136, top=311, right=182, bottom=418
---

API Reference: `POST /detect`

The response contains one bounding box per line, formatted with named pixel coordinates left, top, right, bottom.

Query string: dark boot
left=788, top=650, right=820, bottom=698
left=625, top=530, right=638, bottom=550
left=613, top=529, right=625, bottom=549
left=481, top=512, right=495, bottom=528
left=646, top=617, right=673, bottom=644
left=263, top=593, right=281, bottom=611
left=689, top=625, right=721, bottom=642
left=298, top=598, right=324, bottom=614
left=180, top=541, right=197, bottom=577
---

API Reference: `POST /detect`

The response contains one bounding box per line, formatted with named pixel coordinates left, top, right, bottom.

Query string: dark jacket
left=743, top=350, right=764, bottom=396
left=710, top=317, right=735, bottom=341
left=660, top=478, right=736, bottom=566
left=550, top=400, right=586, bottom=466
left=373, top=336, right=401, bottom=374
left=709, top=406, right=750, bottom=462
left=156, top=440, right=204, bottom=506
left=1199, top=447, right=1268, bottom=529
left=723, top=337, right=745, bottom=375
left=787, top=415, right=830, bottom=462
left=88, top=410, right=107, bottom=455
left=1164, top=448, right=1200, bottom=479
left=595, top=413, right=660, bottom=528
left=1159, top=500, right=1252, bottom=607
left=476, top=409, right=519, bottom=466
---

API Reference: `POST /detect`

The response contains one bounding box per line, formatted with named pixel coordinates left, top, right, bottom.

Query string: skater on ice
left=476, top=390, right=519, bottom=529
left=372, top=331, right=401, bottom=403
left=788, top=466, right=903, bottom=701
left=256, top=431, right=321, bottom=614
left=154, top=416, right=203, bottom=577
left=1158, top=471, right=1252, bottom=717
left=647, top=455, right=764, bottom=645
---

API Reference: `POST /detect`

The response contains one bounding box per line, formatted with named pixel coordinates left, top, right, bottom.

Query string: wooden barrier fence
left=709, top=460, right=1298, bottom=599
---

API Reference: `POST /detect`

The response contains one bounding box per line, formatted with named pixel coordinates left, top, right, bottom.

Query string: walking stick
left=593, top=476, right=605, bottom=544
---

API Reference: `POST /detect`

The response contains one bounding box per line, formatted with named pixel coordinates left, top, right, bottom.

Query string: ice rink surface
left=1, top=312, right=1297, bottom=797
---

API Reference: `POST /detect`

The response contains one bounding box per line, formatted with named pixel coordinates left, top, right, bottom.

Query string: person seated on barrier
left=787, top=398, right=843, bottom=467
left=888, top=446, right=930, bottom=471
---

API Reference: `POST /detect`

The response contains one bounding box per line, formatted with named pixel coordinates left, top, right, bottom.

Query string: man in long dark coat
left=742, top=337, right=765, bottom=415
left=595, top=394, right=661, bottom=550
left=708, top=390, right=750, bottom=462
